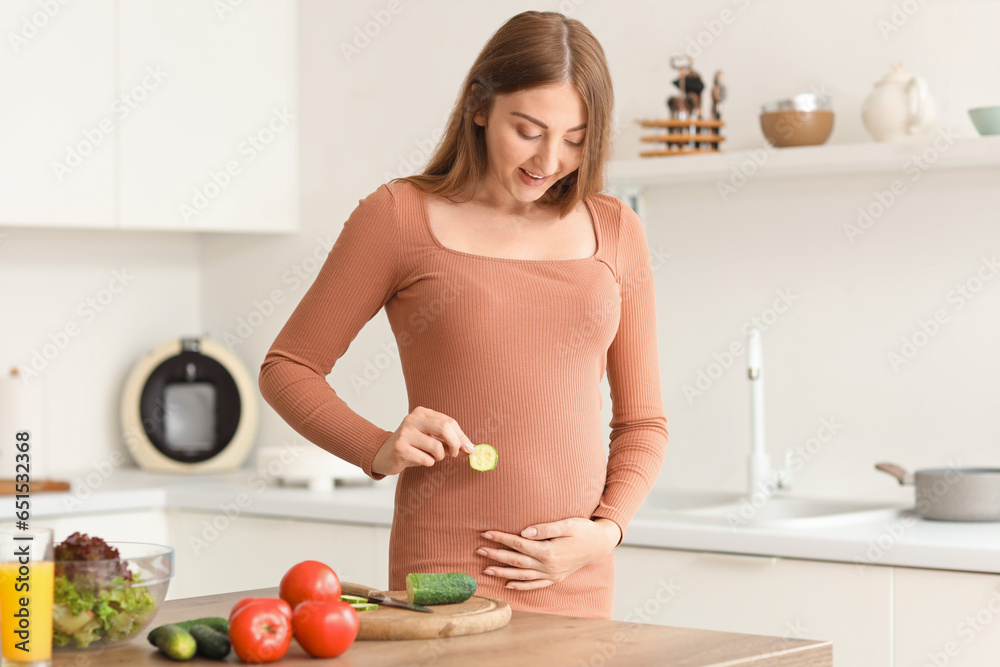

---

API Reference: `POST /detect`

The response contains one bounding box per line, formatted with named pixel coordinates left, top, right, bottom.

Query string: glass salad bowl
left=52, top=536, right=174, bottom=651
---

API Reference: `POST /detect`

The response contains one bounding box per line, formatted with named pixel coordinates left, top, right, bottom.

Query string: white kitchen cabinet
left=613, top=546, right=893, bottom=667
left=165, top=511, right=383, bottom=600
left=32, top=510, right=170, bottom=545
left=893, top=567, right=1000, bottom=667
left=117, top=1, right=298, bottom=232
left=0, top=0, right=116, bottom=228
left=374, top=526, right=391, bottom=588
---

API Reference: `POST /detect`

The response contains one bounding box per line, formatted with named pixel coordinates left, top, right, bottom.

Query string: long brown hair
left=392, top=11, right=614, bottom=218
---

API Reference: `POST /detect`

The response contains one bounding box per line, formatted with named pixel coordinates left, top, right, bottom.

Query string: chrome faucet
left=747, top=328, right=794, bottom=496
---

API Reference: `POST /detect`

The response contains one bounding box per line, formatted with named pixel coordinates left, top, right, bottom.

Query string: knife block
left=638, top=118, right=726, bottom=156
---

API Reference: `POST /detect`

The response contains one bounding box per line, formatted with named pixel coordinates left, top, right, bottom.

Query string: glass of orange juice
left=0, top=527, right=53, bottom=667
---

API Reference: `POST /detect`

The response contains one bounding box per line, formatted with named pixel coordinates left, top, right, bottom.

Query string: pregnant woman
left=259, top=10, right=668, bottom=619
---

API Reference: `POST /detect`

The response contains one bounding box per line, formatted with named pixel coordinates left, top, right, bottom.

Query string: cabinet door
left=117, top=1, right=297, bottom=232
left=32, top=510, right=170, bottom=548
left=166, top=512, right=380, bottom=600
left=614, top=546, right=892, bottom=667
left=894, top=566, right=1000, bottom=667
left=0, top=1, right=116, bottom=227
left=373, top=526, right=391, bottom=591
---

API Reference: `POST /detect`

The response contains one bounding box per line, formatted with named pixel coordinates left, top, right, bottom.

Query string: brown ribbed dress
left=258, top=179, right=667, bottom=618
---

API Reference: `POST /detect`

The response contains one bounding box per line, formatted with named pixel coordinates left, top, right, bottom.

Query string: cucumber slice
left=350, top=603, right=379, bottom=612
left=469, top=443, right=497, bottom=472
left=339, top=595, right=369, bottom=604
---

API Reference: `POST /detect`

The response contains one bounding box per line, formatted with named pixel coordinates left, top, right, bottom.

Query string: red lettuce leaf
left=54, top=532, right=133, bottom=587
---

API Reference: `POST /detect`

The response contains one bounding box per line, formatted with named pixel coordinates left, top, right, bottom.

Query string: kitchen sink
left=640, top=488, right=741, bottom=512
left=638, top=489, right=907, bottom=528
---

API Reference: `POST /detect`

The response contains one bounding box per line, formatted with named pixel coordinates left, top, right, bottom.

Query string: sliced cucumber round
left=339, top=594, right=369, bottom=604
left=350, top=602, right=379, bottom=612
left=469, top=443, right=498, bottom=472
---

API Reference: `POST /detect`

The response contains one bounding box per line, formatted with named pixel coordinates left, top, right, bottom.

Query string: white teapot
left=861, top=63, right=935, bottom=142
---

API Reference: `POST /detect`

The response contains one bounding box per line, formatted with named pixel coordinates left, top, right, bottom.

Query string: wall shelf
left=609, top=133, right=1000, bottom=189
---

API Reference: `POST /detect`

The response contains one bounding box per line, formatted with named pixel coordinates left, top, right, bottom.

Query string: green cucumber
left=189, top=624, right=231, bottom=660
left=339, top=594, right=369, bottom=604
left=177, top=617, right=229, bottom=634
left=350, top=602, right=379, bottom=612
left=148, top=617, right=229, bottom=645
left=405, top=572, right=477, bottom=605
left=152, top=624, right=197, bottom=661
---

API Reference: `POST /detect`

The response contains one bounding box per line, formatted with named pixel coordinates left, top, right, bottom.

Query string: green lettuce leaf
left=52, top=573, right=156, bottom=647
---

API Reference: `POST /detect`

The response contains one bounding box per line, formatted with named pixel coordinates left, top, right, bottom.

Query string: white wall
left=0, top=229, right=201, bottom=474
left=6, top=1, right=1000, bottom=505
left=211, top=0, right=997, bottom=504
left=648, top=167, right=1000, bottom=500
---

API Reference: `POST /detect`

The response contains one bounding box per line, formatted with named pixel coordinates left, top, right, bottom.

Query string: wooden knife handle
left=340, top=581, right=379, bottom=598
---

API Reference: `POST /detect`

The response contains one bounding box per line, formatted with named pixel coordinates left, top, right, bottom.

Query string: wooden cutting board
left=343, top=583, right=511, bottom=640
left=0, top=479, right=70, bottom=494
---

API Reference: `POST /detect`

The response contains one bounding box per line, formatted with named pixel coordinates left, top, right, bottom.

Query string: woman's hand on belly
left=372, top=406, right=476, bottom=476
left=476, top=517, right=623, bottom=590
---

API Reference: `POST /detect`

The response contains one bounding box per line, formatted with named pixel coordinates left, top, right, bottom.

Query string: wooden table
left=51, top=587, right=832, bottom=666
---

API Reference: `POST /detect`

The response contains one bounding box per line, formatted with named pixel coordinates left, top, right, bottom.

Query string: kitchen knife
left=340, top=581, right=434, bottom=613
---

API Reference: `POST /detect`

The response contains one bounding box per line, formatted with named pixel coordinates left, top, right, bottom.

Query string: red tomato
left=279, top=560, right=342, bottom=609
left=229, top=599, right=293, bottom=664
left=291, top=600, right=360, bottom=658
left=230, top=597, right=292, bottom=623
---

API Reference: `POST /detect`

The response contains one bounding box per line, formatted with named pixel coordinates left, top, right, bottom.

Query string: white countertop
left=9, top=469, right=999, bottom=576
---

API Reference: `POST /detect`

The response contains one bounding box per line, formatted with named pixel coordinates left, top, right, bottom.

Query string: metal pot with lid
left=875, top=462, right=1000, bottom=522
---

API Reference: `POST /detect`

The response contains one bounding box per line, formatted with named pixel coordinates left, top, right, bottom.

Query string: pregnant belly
left=393, top=439, right=607, bottom=538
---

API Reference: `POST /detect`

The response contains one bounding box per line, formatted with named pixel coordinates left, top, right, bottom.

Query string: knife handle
left=340, top=581, right=379, bottom=598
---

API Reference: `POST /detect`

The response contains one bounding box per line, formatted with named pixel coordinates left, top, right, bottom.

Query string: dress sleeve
left=258, top=184, right=399, bottom=480
left=592, top=199, right=669, bottom=543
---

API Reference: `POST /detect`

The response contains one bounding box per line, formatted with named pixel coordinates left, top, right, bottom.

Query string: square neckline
left=415, top=183, right=601, bottom=264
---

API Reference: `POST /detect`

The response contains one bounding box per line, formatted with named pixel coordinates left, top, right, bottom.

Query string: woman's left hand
left=476, top=517, right=622, bottom=590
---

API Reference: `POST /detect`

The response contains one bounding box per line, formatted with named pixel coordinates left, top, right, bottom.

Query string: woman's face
left=473, top=82, right=587, bottom=207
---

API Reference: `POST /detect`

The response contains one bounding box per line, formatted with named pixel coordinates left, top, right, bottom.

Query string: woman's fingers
left=480, top=531, right=549, bottom=561
left=374, top=406, right=476, bottom=476
left=414, top=407, right=475, bottom=456
left=476, top=545, right=544, bottom=571
left=406, top=430, right=447, bottom=464
left=481, top=565, right=549, bottom=583
left=398, top=439, right=437, bottom=467
left=474, top=520, right=616, bottom=589
left=501, top=578, right=554, bottom=591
